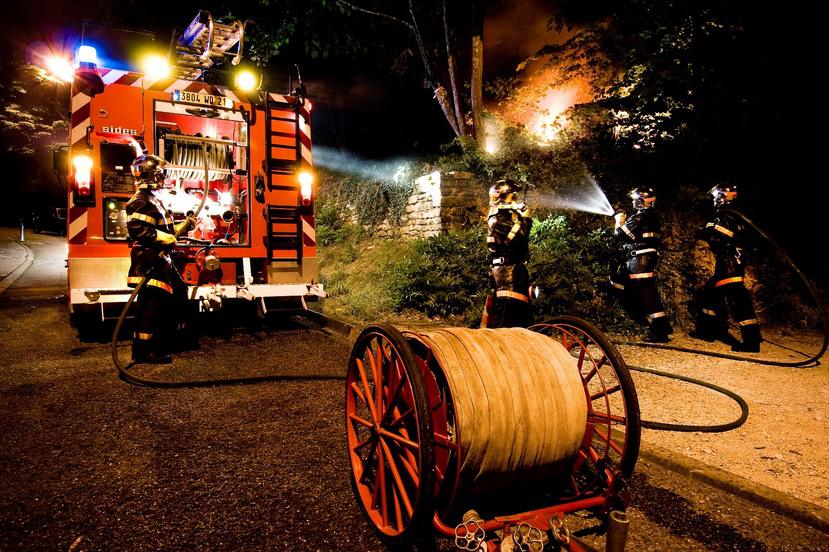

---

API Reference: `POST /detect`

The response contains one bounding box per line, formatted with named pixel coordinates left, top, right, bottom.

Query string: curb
left=640, top=441, right=829, bottom=534
left=0, top=241, right=34, bottom=296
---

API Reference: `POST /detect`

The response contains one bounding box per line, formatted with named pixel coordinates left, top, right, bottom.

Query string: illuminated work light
left=234, top=69, right=258, bottom=91
left=72, top=154, right=93, bottom=195
left=45, top=55, right=74, bottom=83
left=142, top=54, right=170, bottom=81
left=298, top=171, right=313, bottom=207
left=77, top=45, right=98, bottom=66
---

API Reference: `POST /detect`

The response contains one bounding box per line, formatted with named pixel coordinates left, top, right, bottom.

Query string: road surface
left=0, top=229, right=826, bottom=550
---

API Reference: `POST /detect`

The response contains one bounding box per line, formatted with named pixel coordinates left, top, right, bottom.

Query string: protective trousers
left=697, top=276, right=761, bottom=347
left=487, top=263, right=533, bottom=328
left=132, top=278, right=188, bottom=359
left=610, top=253, right=670, bottom=340
left=627, top=277, right=671, bottom=339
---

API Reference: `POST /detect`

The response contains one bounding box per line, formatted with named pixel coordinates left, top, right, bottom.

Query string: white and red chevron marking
left=101, top=70, right=128, bottom=85
left=68, top=206, right=88, bottom=244
left=268, top=92, right=290, bottom=104
left=301, top=215, right=316, bottom=246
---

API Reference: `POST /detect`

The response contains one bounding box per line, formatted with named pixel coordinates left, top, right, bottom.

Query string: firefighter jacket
left=701, top=210, right=749, bottom=279
left=487, top=202, right=533, bottom=300
left=614, top=209, right=661, bottom=276
left=126, top=184, right=182, bottom=294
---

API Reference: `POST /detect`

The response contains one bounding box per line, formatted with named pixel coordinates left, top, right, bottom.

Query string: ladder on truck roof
left=172, top=11, right=247, bottom=79
left=264, top=95, right=302, bottom=264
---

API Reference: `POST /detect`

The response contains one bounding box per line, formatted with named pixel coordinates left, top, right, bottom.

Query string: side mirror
left=53, top=146, right=69, bottom=191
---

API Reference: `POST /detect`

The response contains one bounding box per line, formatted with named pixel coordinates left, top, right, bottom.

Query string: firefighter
left=691, top=184, right=761, bottom=352
left=609, top=187, right=671, bottom=342
left=483, top=178, right=534, bottom=328
left=126, top=154, right=191, bottom=364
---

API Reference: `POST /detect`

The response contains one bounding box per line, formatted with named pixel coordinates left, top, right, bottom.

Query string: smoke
left=314, top=146, right=414, bottom=185
left=530, top=175, right=614, bottom=216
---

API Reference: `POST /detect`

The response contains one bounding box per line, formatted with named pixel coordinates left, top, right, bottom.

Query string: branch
left=408, top=0, right=434, bottom=82
left=336, top=1, right=414, bottom=31
left=442, top=0, right=464, bottom=135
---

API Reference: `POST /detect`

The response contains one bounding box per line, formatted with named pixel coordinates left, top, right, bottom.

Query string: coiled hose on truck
left=110, top=140, right=344, bottom=387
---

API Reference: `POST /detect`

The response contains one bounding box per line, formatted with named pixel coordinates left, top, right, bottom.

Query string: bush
left=390, top=229, right=490, bottom=320
left=386, top=215, right=637, bottom=331
left=528, top=215, right=633, bottom=331
left=315, top=201, right=350, bottom=247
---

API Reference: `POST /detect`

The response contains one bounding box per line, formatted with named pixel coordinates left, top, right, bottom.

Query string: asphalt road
left=1, top=232, right=827, bottom=551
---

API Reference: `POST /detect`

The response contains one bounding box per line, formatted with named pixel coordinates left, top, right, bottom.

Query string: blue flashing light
left=77, top=45, right=98, bottom=66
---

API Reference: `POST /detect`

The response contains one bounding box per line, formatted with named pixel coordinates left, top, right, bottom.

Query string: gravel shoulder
left=618, top=330, right=829, bottom=510
left=1, top=296, right=827, bottom=549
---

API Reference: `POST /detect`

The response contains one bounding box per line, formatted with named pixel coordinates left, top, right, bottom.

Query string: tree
left=334, top=0, right=487, bottom=144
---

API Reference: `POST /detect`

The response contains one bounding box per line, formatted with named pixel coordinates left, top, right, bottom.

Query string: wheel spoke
left=378, top=427, right=420, bottom=451
left=570, top=474, right=580, bottom=494
left=380, top=376, right=407, bottom=427
left=379, top=438, right=414, bottom=517
left=367, top=340, right=384, bottom=421
left=588, top=412, right=626, bottom=425
left=572, top=448, right=588, bottom=473
left=590, top=383, right=621, bottom=401
left=349, top=413, right=374, bottom=429
left=389, top=439, right=420, bottom=486
left=392, top=483, right=404, bottom=531
left=434, top=433, right=458, bottom=450
left=353, top=434, right=375, bottom=453
left=387, top=406, right=414, bottom=430
left=355, top=358, right=379, bottom=421
left=377, top=443, right=389, bottom=527
left=588, top=446, right=601, bottom=463
left=576, top=346, right=586, bottom=370
left=350, top=382, right=370, bottom=411
left=593, top=426, right=625, bottom=456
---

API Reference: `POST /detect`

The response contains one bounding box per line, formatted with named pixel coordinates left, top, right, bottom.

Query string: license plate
left=172, top=90, right=233, bottom=109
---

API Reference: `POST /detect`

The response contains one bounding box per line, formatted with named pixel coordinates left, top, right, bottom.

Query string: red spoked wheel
left=530, top=316, right=641, bottom=501
left=345, top=324, right=436, bottom=544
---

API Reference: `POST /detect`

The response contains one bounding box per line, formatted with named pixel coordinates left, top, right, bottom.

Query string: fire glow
left=498, top=66, right=593, bottom=145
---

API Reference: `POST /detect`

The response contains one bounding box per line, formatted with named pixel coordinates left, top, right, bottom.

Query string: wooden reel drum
left=345, top=316, right=640, bottom=548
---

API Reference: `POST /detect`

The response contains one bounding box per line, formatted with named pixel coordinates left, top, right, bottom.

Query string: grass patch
left=318, top=234, right=414, bottom=323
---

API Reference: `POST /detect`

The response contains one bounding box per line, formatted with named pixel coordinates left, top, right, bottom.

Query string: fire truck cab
left=63, top=13, right=323, bottom=328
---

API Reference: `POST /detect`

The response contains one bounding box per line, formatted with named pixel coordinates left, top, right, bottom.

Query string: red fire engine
left=62, top=13, right=323, bottom=329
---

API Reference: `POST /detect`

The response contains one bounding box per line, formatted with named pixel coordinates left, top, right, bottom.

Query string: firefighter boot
left=644, top=317, right=670, bottom=343
left=132, top=336, right=172, bottom=364
left=690, top=313, right=722, bottom=342
left=732, top=324, right=761, bottom=353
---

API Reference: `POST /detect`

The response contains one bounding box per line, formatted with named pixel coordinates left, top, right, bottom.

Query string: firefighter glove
left=614, top=212, right=627, bottom=228
left=175, top=218, right=194, bottom=236
left=156, top=231, right=177, bottom=246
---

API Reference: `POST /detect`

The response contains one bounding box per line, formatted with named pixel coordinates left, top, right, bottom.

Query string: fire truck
left=61, top=13, right=323, bottom=329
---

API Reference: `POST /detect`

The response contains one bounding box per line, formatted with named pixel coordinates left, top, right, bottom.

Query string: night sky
left=0, top=0, right=823, bottom=281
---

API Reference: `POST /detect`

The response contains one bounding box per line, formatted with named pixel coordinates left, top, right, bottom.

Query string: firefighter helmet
left=489, top=178, right=521, bottom=204
left=131, top=155, right=168, bottom=188
left=629, top=186, right=656, bottom=210
left=710, top=183, right=738, bottom=208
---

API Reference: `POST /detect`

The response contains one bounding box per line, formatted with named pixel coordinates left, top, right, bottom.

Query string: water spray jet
left=315, top=146, right=414, bottom=186
left=530, top=176, right=615, bottom=216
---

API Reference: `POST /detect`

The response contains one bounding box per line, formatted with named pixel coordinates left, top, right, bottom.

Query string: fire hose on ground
left=110, top=138, right=344, bottom=388
left=610, top=208, right=828, bottom=432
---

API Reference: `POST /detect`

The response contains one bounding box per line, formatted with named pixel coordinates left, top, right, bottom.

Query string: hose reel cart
left=345, top=316, right=641, bottom=550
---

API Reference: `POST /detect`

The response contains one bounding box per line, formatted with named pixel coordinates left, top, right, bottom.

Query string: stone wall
left=374, top=171, right=488, bottom=239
